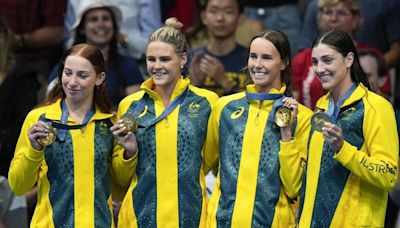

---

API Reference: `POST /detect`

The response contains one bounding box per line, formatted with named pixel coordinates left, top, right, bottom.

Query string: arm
left=279, top=104, right=312, bottom=198
left=8, top=113, right=45, bottom=196
left=110, top=105, right=138, bottom=188
left=203, top=99, right=221, bottom=174
left=334, top=99, right=399, bottom=191
left=14, top=26, right=64, bottom=50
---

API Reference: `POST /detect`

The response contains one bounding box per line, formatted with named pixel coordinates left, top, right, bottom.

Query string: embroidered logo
left=341, top=107, right=356, bottom=121
left=188, top=102, right=200, bottom=118
left=99, top=121, right=109, bottom=135
left=231, top=107, right=244, bottom=119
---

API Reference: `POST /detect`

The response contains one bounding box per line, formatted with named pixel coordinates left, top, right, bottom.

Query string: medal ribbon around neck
left=245, top=91, right=285, bottom=123
left=51, top=99, right=95, bottom=141
left=130, top=88, right=188, bottom=129
left=327, top=83, right=357, bottom=122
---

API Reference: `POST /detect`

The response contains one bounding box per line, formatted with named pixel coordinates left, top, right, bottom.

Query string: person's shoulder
left=119, top=90, right=146, bottom=106
left=216, top=91, right=246, bottom=106
left=189, top=85, right=218, bottom=98
left=365, top=90, right=393, bottom=110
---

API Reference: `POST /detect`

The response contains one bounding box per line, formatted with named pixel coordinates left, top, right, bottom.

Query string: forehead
left=84, top=8, right=112, bottom=18
left=312, top=43, right=341, bottom=58
left=206, top=0, right=239, bottom=9
left=146, top=41, right=177, bottom=55
left=64, top=55, right=94, bottom=71
left=250, top=37, right=279, bottom=55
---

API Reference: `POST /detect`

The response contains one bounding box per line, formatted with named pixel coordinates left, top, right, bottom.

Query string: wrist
left=123, top=148, right=138, bottom=159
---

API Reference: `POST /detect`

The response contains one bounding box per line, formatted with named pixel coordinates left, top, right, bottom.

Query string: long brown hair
left=46, top=44, right=112, bottom=113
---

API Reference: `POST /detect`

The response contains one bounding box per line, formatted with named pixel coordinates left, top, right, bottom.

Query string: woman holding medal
left=298, top=29, right=399, bottom=227
left=110, top=17, right=218, bottom=227
left=204, top=29, right=313, bottom=227
left=8, top=43, right=134, bottom=227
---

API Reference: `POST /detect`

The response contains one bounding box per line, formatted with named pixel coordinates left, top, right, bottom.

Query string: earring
left=180, top=65, right=183, bottom=69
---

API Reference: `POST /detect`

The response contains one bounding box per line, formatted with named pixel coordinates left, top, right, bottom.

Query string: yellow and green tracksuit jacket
left=298, top=83, right=399, bottom=227
left=116, top=77, right=218, bottom=228
left=204, top=84, right=313, bottom=227
left=8, top=98, right=134, bottom=228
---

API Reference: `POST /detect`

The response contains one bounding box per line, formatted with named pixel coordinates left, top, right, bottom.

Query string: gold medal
left=311, top=112, right=332, bottom=132
left=275, top=106, right=293, bottom=127
left=37, top=125, right=57, bottom=146
left=121, top=113, right=139, bottom=133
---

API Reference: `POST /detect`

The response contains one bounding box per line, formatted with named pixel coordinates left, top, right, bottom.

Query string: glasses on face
left=321, top=8, right=352, bottom=18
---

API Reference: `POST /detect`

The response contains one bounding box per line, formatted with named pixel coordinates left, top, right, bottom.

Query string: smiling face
left=82, top=8, right=114, bottom=47
left=311, top=43, right=354, bottom=93
left=62, top=55, right=105, bottom=103
left=146, top=41, right=187, bottom=91
left=247, top=37, right=286, bottom=93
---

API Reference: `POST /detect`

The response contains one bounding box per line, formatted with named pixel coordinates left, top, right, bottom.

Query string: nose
left=313, top=61, right=325, bottom=74
left=154, top=59, right=162, bottom=69
left=69, top=75, right=78, bottom=86
left=254, top=58, right=262, bottom=68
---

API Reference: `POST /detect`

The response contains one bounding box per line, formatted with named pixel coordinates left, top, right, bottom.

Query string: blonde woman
left=111, top=18, right=218, bottom=227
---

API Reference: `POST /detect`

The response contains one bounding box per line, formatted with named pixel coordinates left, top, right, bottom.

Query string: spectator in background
left=292, top=0, right=392, bottom=110
left=185, top=0, right=264, bottom=49
left=0, top=0, right=66, bottom=103
left=65, top=0, right=162, bottom=60
left=188, top=0, right=248, bottom=96
left=244, top=0, right=302, bottom=54
left=49, top=0, right=143, bottom=111
left=298, top=0, right=400, bottom=68
left=0, top=12, right=39, bottom=178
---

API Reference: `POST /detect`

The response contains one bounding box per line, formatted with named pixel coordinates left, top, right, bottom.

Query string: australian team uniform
left=204, top=84, right=312, bottom=227
left=298, top=83, right=399, bottom=227
left=8, top=99, right=133, bottom=227
left=116, top=77, right=218, bottom=228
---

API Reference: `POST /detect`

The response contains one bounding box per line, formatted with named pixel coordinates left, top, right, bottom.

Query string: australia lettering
left=360, top=157, right=396, bottom=175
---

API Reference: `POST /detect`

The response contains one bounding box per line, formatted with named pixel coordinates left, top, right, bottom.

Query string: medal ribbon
left=133, top=88, right=188, bottom=129
left=52, top=99, right=95, bottom=141
left=327, top=83, right=357, bottom=121
left=245, top=91, right=285, bottom=123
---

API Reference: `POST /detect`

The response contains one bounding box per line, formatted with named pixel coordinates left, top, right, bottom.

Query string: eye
left=249, top=53, right=257, bottom=59
left=159, top=56, right=172, bottom=62
left=63, top=69, right=72, bottom=76
left=321, top=56, right=333, bottom=64
left=261, top=54, right=272, bottom=60
left=78, top=72, right=90, bottom=79
left=146, top=57, right=156, bottom=62
left=311, top=58, right=318, bottom=66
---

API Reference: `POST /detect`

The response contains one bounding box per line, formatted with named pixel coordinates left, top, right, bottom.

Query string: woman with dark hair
left=298, top=29, right=398, bottom=227
left=204, top=29, right=312, bottom=227
left=8, top=43, right=133, bottom=227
